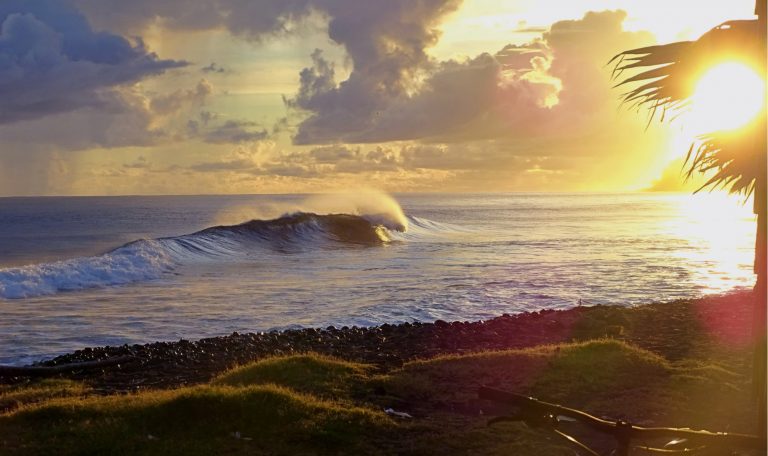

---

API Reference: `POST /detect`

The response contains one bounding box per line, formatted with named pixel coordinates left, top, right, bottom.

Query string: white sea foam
left=0, top=199, right=436, bottom=299
left=0, top=240, right=176, bottom=299
left=212, top=190, right=409, bottom=231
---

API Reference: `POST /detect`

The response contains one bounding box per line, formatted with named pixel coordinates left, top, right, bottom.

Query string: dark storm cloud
left=0, top=79, right=214, bottom=151
left=0, top=90, right=161, bottom=150
left=69, top=3, right=652, bottom=148
left=74, top=0, right=306, bottom=36
left=287, top=44, right=553, bottom=144
left=0, top=0, right=186, bottom=125
left=291, top=10, right=653, bottom=144
left=73, top=0, right=463, bottom=143
left=285, top=0, right=465, bottom=144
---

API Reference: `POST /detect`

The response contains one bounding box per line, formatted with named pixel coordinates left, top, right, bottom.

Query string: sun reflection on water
left=662, top=192, right=756, bottom=293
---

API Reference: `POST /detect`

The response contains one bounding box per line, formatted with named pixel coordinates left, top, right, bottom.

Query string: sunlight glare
left=664, top=192, right=755, bottom=293
left=688, top=62, right=765, bottom=133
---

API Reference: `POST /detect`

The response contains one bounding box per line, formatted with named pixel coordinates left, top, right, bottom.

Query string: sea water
left=0, top=192, right=756, bottom=365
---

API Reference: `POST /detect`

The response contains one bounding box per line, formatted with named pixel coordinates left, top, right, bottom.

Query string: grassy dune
left=0, top=296, right=759, bottom=455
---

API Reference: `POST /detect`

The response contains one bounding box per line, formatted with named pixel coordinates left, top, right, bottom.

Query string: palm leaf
left=611, top=19, right=766, bottom=196
left=685, top=116, right=767, bottom=197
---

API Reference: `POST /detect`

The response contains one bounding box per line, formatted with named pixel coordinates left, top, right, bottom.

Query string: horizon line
left=0, top=189, right=701, bottom=199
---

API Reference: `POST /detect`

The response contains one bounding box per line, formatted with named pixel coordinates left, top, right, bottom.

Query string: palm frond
left=612, top=19, right=766, bottom=195
left=610, top=41, right=694, bottom=120
left=684, top=115, right=767, bottom=196
left=611, top=20, right=765, bottom=120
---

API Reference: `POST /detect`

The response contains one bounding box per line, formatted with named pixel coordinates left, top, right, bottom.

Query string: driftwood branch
left=0, top=356, right=136, bottom=378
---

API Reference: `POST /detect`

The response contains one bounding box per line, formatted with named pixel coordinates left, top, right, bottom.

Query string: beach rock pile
left=0, top=291, right=753, bottom=393
left=1, top=307, right=590, bottom=392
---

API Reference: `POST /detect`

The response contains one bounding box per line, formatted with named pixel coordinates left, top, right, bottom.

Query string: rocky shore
left=0, top=291, right=754, bottom=393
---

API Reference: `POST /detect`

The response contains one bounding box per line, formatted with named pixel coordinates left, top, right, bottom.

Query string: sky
left=0, top=0, right=757, bottom=196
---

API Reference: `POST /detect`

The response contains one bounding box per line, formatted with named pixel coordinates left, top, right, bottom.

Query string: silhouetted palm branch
left=610, top=19, right=765, bottom=195
left=610, top=41, right=693, bottom=123
left=685, top=117, right=767, bottom=198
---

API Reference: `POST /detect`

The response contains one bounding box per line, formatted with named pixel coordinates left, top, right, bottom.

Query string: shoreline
left=1, top=290, right=755, bottom=392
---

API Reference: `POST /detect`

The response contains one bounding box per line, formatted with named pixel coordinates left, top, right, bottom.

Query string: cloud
left=0, top=79, right=215, bottom=151
left=0, top=2, right=677, bottom=196
left=495, top=42, right=548, bottom=70
left=0, top=89, right=160, bottom=150
left=187, top=142, right=310, bottom=176
left=73, top=0, right=226, bottom=34
left=282, top=0, right=465, bottom=144
left=185, top=140, right=562, bottom=182
left=289, top=10, right=653, bottom=144
left=74, top=0, right=467, bottom=148
left=309, top=145, right=400, bottom=173
left=309, top=144, right=359, bottom=163
left=150, top=79, right=212, bottom=115
left=0, top=74, right=260, bottom=153
left=175, top=138, right=600, bottom=194
left=73, top=0, right=464, bottom=140
left=201, top=62, right=228, bottom=74
left=200, top=120, right=269, bottom=144
left=186, top=109, right=270, bottom=144
left=123, top=156, right=151, bottom=169
left=0, top=0, right=186, bottom=125
left=190, top=158, right=255, bottom=173
left=71, top=3, right=646, bottom=146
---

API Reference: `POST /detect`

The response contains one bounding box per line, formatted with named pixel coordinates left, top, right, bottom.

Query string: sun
left=688, top=62, right=765, bottom=133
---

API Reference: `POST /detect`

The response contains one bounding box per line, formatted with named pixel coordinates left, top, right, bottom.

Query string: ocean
left=0, top=192, right=756, bottom=365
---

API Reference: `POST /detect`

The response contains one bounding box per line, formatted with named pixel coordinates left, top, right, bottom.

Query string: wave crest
left=0, top=240, right=175, bottom=299
left=188, top=212, right=404, bottom=250
left=0, top=211, right=413, bottom=299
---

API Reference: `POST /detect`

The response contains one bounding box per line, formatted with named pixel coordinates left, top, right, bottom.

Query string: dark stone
left=0, top=303, right=640, bottom=392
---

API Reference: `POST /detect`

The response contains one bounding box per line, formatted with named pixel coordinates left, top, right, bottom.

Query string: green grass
left=0, top=299, right=760, bottom=455
left=530, top=339, right=670, bottom=402
left=0, top=379, right=89, bottom=413
left=213, top=354, right=373, bottom=400
left=1, top=383, right=393, bottom=455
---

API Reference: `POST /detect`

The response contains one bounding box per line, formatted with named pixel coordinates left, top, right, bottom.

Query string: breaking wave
left=0, top=211, right=459, bottom=299
left=0, top=240, right=176, bottom=300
